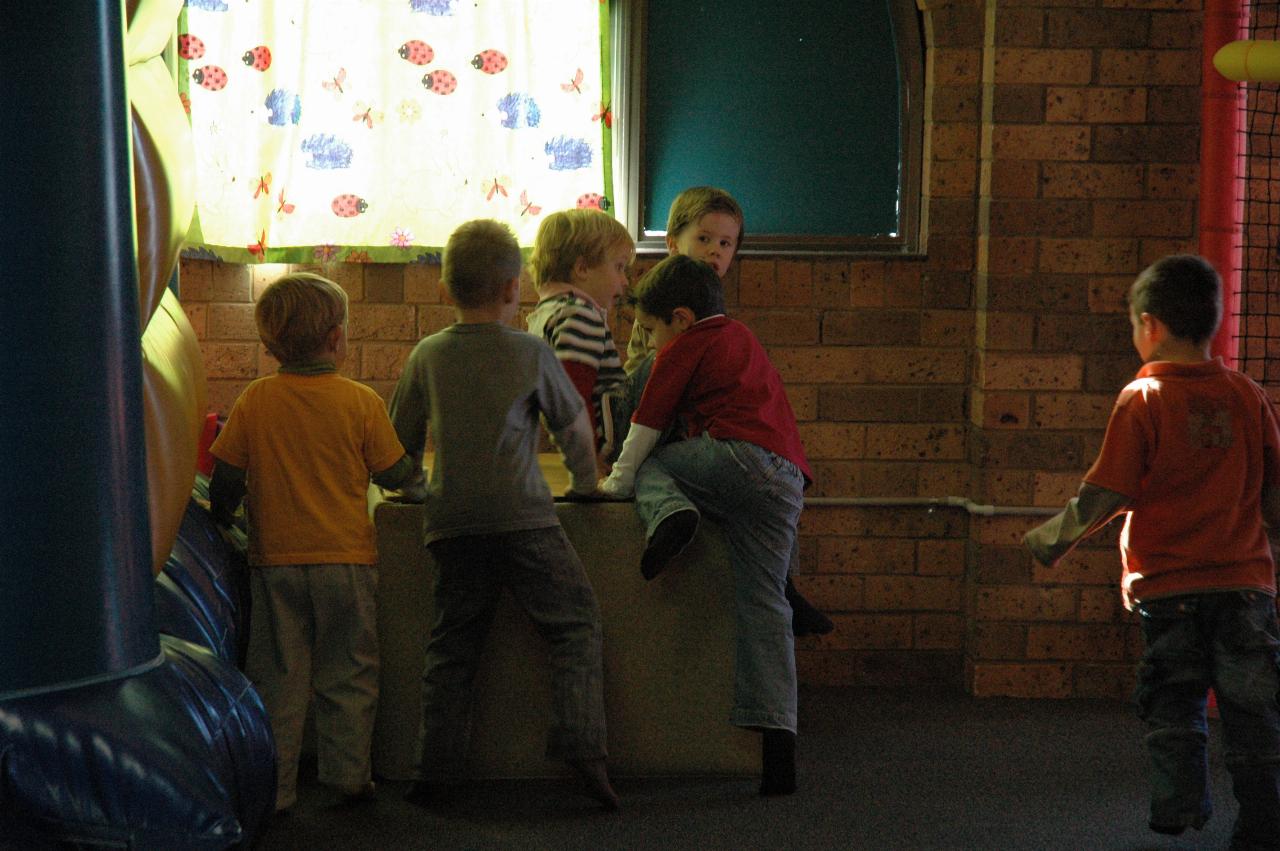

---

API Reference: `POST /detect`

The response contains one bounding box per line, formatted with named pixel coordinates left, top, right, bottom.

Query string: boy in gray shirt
left=388, top=219, right=618, bottom=810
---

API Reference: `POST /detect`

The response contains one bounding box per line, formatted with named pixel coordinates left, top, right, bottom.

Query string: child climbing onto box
left=624, top=186, right=832, bottom=637
left=600, top=253, right=809, bottom=796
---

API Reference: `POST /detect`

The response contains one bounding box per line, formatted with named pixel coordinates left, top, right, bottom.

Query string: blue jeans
left=634, top=433, right=802, bottom=732
left=419, top=526, right=607, bottom=781
left=1135, top=590, right=1280, bottom=848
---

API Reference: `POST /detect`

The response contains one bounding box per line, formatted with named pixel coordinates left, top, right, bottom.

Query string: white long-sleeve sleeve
left=598, top=423, right=661, bottom=498
left=551, top=406, right=600, bottom=495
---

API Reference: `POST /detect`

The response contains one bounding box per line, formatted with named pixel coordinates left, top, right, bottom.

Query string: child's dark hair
left=631, top=255, right=725, bottom=322
left=443, top=219, right=523, bottom=308
left=666, top=186, right=744, bottom=248
left=1128, top=254, right=1222, bottom=345
left=255, top=272, right=348, bottom=365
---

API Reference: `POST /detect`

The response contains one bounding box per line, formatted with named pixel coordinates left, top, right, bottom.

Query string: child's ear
left=570, top=256, right=590, bottom=283
left=671, top=306, right=696, bottom=330
left=1139, top=312, right=1165, bottom=341
left=665, top=233, right=680, bottom=254
left=503, top=277, right=521, bottom=303
left=325, top=323, right=345, bottom=351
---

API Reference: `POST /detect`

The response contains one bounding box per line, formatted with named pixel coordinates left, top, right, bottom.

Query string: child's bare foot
left=641, top=510, right=698, bottom=580
left=568, top=758, right=620, bottom=810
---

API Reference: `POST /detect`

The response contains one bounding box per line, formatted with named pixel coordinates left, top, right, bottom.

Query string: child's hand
left=383, top=480, right=428, bottom=504
left=596, top=475, right=632, bottom=500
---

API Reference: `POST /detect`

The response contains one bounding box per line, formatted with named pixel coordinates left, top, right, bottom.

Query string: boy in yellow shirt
left=210, top=272, right=415, bottom=812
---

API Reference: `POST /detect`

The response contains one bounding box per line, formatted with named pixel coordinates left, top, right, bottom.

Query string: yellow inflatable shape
left=1214, top=40, right=1280, bottom=82
left=142, top=290, right=206, bottom=575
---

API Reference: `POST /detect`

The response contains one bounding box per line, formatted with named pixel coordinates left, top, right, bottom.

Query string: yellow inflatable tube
left=1215, top=40, right=1280, bottom=82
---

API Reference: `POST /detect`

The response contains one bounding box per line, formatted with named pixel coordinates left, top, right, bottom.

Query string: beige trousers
left=245, top=564, right=379, bottom=810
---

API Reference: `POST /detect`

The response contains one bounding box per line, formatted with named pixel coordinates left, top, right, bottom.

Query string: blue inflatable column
left=0, top=2, right=159, bottom=696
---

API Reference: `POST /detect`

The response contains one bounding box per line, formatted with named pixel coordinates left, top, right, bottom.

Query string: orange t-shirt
left=1084, top=358, right=1280, bottom=602
left=210, top=372, right=406, bottom=566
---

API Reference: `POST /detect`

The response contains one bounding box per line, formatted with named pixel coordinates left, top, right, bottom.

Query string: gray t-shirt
left=389, top=322, right=586, bottom=543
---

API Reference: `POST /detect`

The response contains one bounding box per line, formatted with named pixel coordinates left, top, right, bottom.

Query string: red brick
left=865, top=576, right=963, bottom=611
left=1039, top=238, right=1139, bottom=274
left=1079, top=587, right=1125, bottom=622
left=771, top=347, right=966, bottom=385
left=969, top=663, right=1073, bottom=698
left=736, top=310, right=820, bottom=345
left=1045, top=87, right=1147, bottom=124
left=811, top=615, right=915, bottom=651
left=995, top=49, right=1093, bottom=84
left=920, top=310, right=974, bottom=347
left=796, top=423, right=866, bottom=459
left=816, top=537, right=916, bottom=574
left=977, top=390, right=1030, bottom=429
left=914, top=614, right=965, bottom=650
left=860, top=462, right=923, bottom=497
left=983, top=468, right=1034, bottom=506
left=776, top=260, right=813, bottom=305
left=917, top=539, right=966, bottom=576
left=932, top=123, right=980, bottom=160
left=206, top=303, right=257, bottom=341
left=981, top=311, right=1035, bottom=350
left=1032, top=392, right=1116, bottom=429
left=348, top=304, right=416, bottom=341
left=865, top=425, right=966, bottom=461
left=990, top=160, right=1041, bottom=199
left=178, top=258, right=215, bottom=301
left=982, top=354, right=1083, bottom=390
left=969, top=623, right=1028, bottom=660
left=361, top=342, right=414, bottom=380
left=813, top=261, right=852, bottom=308
left=1098, top=49, right=1200, bottom=86
left=1149, top=12, right=1201, bottom=48
left=995, top=8, right=1044, bottom=46
left=1030, top=471, right=1081, bottom=507
left=1073, top=664, right=1135, bottom=699
left=404, top=261, right=442, bottom=303
left=932, top=48, right=982, bottom=85
left=1040, top=162, right=1145, bottom=199
left=1088, top=275, right=1132, bottom=314
left=792, top=575, right=864, bottom=612
left=930, top=159, right=979, bottom=197
left=975, top=586, right=1077, bottom=621
left=1145, top=163, right=1198, bottom=199
left=207, top=262, right=253, bottom=302
left=738, top=258, right=776, bottom=306
left=850, top=261, right=887, bottom=307
left=1092, top=125, right=1198, bottom=164
left=364, top=264, right=405, bottom=302
left=986, top=237, right=1038, bottom=274
left=931, top=85, right=981, bottom=123
left=991, top=125, right=1091, bottom=161
left=1045, top=9, right=1151, bottom=47
left=183, top=302, right=208, bottom=338
left=822, top=310, right=920, bottom=346
left=1027, top=625, right=1127, bottom=661
left=918, top=464, right=971, bottom=496
left=788, top=384, right=818, bottom=421
left=201, top=342, right=257, bottom=379
left=989, top=200, right=1091, bottom=237
left=1091, top=200, right=1194, bottom=237
left=418, top=305, right=455, bottom=337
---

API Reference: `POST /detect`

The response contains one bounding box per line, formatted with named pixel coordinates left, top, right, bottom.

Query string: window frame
left=612, top=0, right=925, bottom=257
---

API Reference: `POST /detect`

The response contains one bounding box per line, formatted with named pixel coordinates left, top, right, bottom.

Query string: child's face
left=635, top=306, right=692, bottom=352
left=575, top=242, right=632, bottom=308
left=666, top=212, right=740, bottom=278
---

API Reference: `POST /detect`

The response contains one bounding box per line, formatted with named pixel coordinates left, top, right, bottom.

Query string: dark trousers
left=1135, top=590, right=1280, bottom=849
left=417, top=526, right=607, bottom=781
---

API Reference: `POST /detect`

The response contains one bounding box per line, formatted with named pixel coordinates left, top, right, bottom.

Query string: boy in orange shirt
left=1024, top=255, right=1280, bottom=846
left=210, top=272, right=415, bottom=812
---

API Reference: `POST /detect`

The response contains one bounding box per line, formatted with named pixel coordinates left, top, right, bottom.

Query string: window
left=612, top=0, right=923, bottom=254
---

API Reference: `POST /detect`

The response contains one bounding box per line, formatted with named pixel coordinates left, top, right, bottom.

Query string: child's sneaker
left=640, top=509, right=698, bottom=580
left=759, top=729, right=797, bottom=796
left=568, top=758, right=621, bottom=810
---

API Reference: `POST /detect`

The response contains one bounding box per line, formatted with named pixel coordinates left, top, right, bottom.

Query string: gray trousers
left=418, top=526, right=608, bottom=781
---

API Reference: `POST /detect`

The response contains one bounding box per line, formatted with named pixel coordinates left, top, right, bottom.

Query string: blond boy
left=210, top=272, right=414, bottom=811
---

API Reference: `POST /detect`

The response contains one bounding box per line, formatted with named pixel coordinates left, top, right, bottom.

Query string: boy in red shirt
left=1024, top=255, right=1280, bottom=846
left=601, top=254, right=809, bottom=796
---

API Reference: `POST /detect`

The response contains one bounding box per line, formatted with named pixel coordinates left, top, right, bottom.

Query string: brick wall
left=180, top=0, right=1207, bottom=697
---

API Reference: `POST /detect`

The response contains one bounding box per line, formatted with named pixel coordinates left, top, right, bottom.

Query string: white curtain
left=179, top=0, right=611, bottom=264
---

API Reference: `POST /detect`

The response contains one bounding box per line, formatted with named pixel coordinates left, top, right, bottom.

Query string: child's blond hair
left=443, top=219, right=524, bottom=308
left=666, top=186, right=745, bottom=248
left=255, top=272, right=348, bottom=365
left=529, top=208, right=634, bottom=289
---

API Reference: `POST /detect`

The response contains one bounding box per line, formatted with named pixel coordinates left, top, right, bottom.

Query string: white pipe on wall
left=804, top=496, right=1059, bottom=516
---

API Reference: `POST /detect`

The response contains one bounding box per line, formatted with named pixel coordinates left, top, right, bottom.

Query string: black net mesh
left=1238, top=1, right=1280, bottom=384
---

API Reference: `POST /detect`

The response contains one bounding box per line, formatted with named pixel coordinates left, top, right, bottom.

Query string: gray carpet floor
left=255, top=687, right=1239, bottom=850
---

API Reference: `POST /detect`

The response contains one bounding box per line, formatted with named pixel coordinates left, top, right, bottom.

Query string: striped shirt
left=527, top=288, right=625, bottom=436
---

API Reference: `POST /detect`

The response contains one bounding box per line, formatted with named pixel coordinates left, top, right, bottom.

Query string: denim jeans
left=634, top=433, right=802, bottom=732
left=1135, top=590, right=1280, bottom=848
left=418, top=526, right=607, bottom=781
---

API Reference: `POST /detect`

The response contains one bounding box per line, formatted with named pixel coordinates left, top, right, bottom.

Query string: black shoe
left=641, top=510, right=698, bottom=581
left=760, top=729, right=797, bottom=796
left=568, top=758, right=621, bottom=811
left=786, top=577, right=833, bottom=636
left=1149, top=822, right=1186, bottom=836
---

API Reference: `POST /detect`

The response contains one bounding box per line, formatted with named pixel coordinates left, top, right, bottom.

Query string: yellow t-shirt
left=211, top=371, right=406, bottom=566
